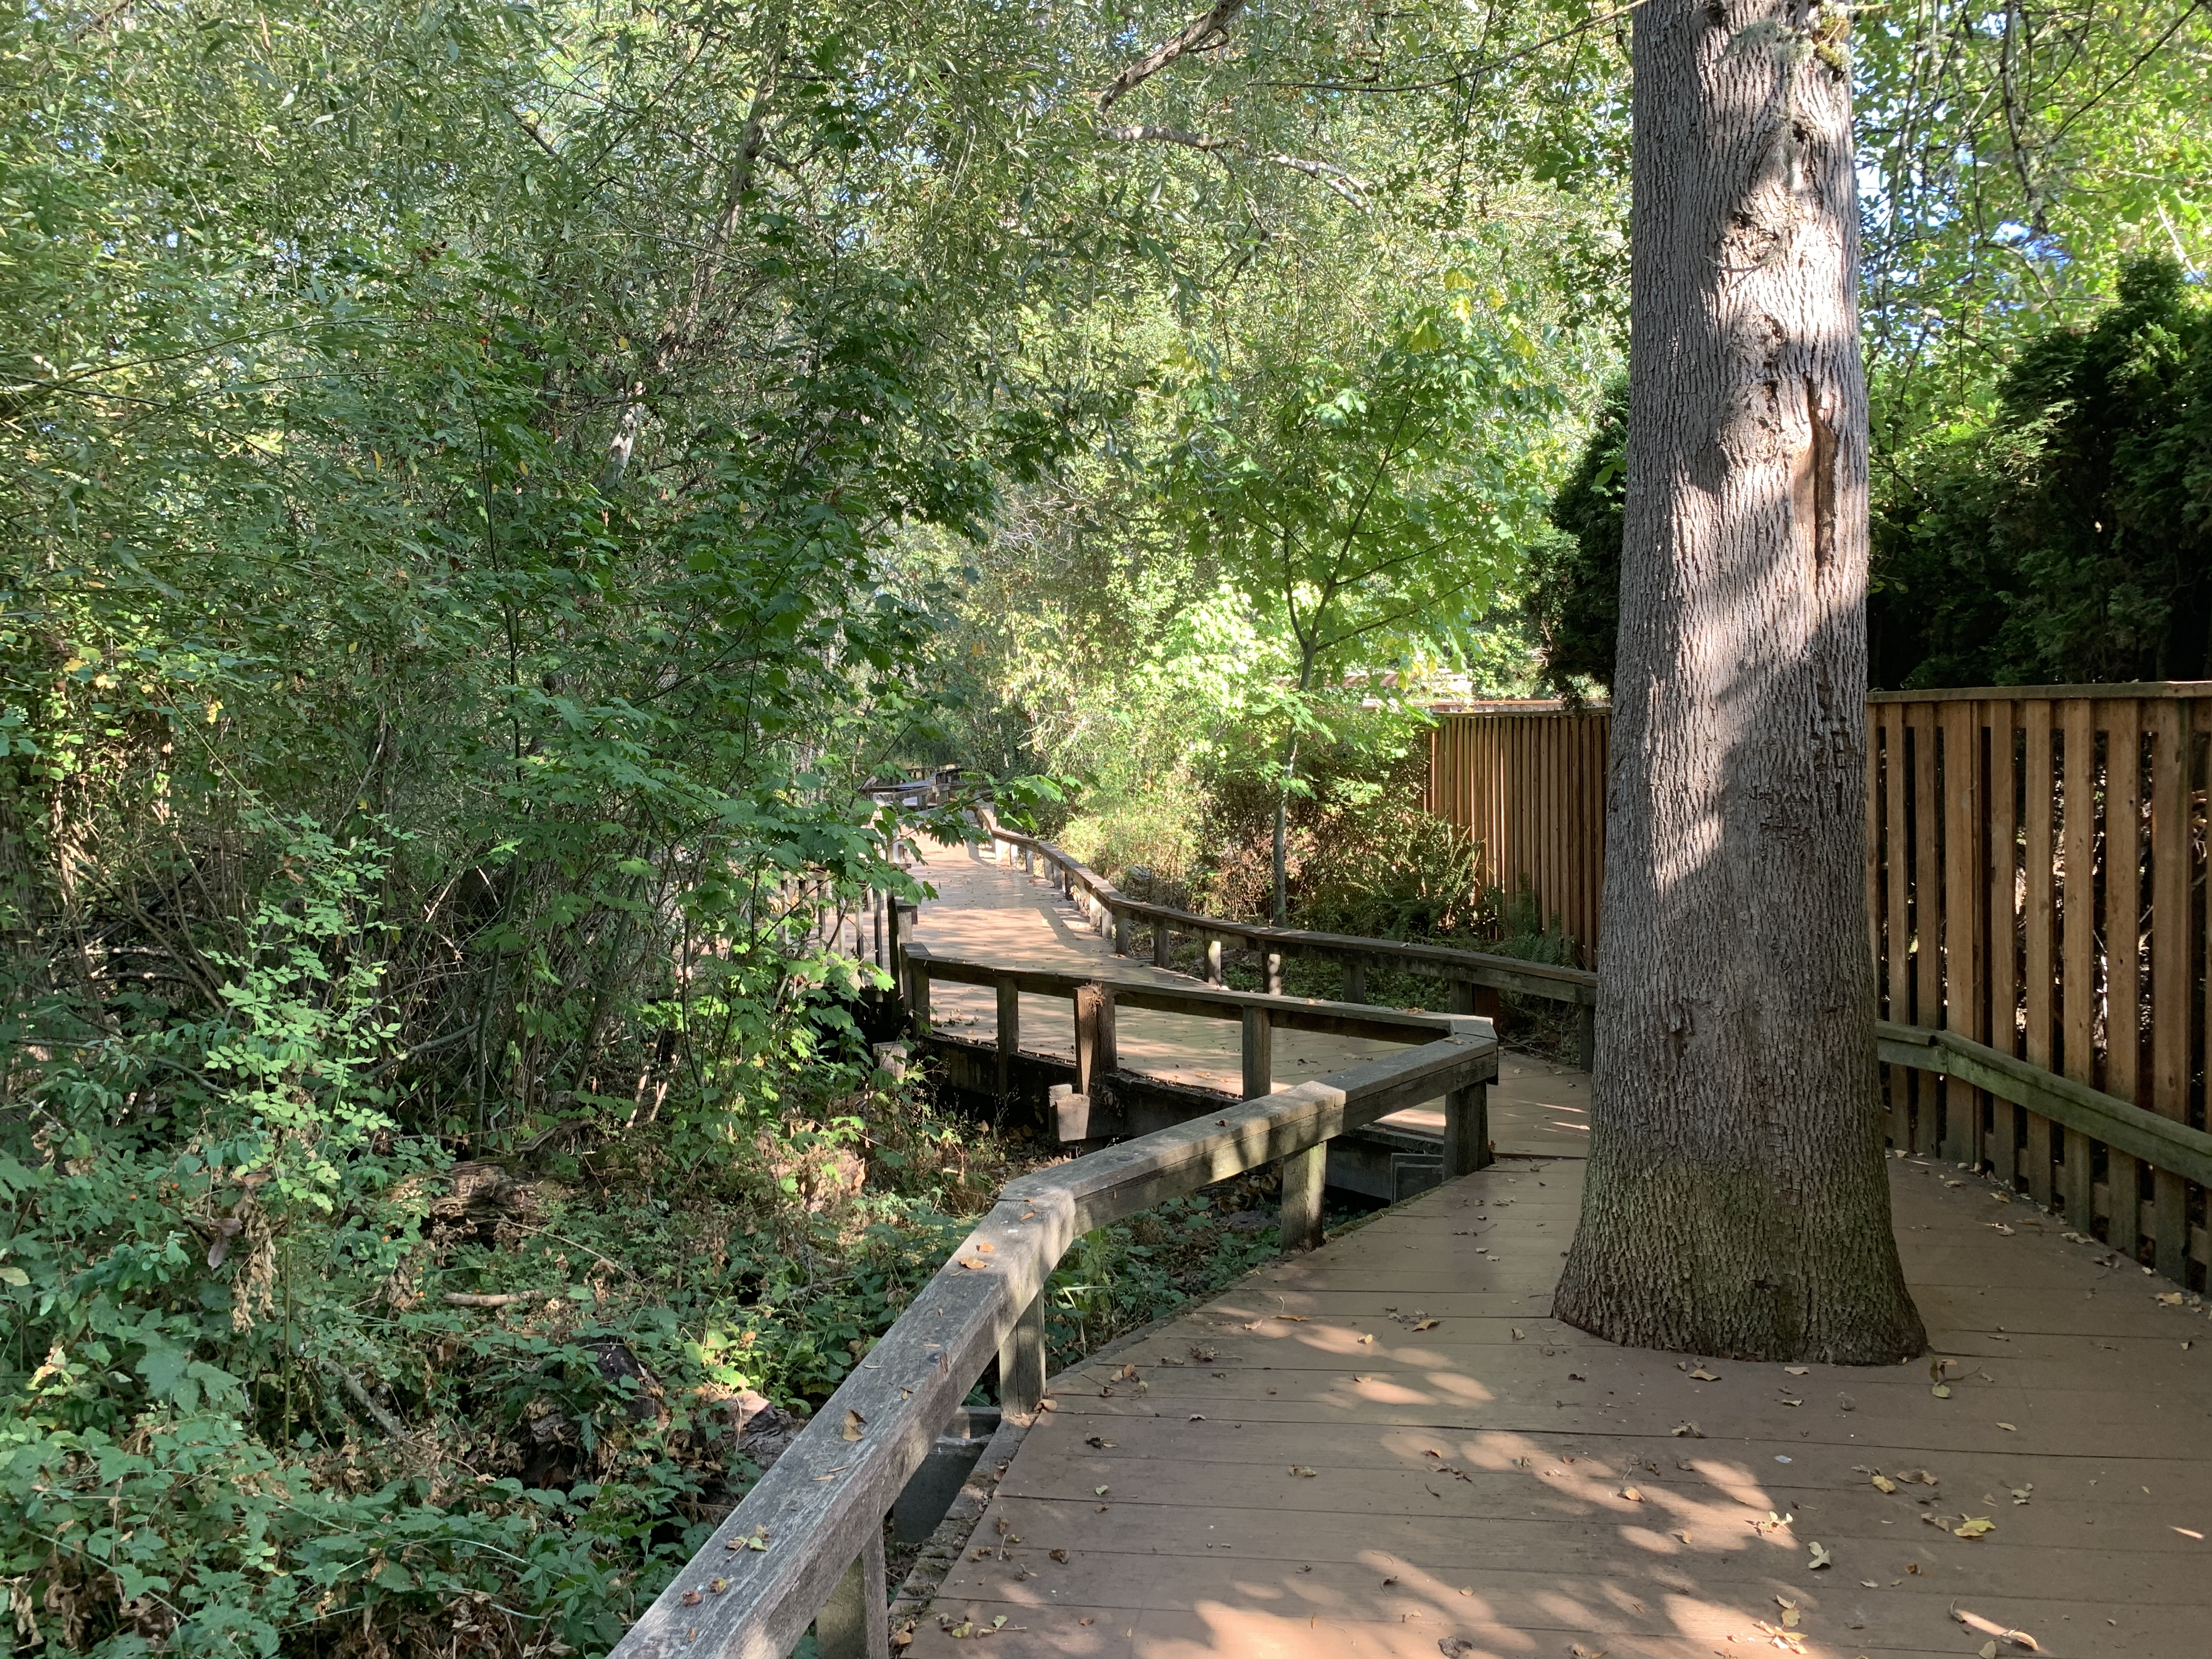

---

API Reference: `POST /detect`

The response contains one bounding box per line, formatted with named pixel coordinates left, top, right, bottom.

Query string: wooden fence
left=1425, top=700, right=1611, bottom=958
left=1870, top=686, right=2211, bottom=1284
left=1426, top=684, right=2212, bottom=1285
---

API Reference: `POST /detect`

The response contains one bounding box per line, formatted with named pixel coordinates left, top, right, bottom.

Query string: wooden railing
left=975, top=812, right=1600, bottom=1068
left=605, top=975, right=1498, bottom=1659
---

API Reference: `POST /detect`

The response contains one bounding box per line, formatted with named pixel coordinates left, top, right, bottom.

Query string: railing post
left=873, top=894, right=885, bottom=970
left=1153, top=923, right=1171, bottom=968
left=906, top=957, right=932, bottom=1035
left=1344, top=958, right=1368, bottom=1003
left=1113, top=907, right=1131, bottom=956
left=1279, top=1142, right=1325, bottom=1253
left=1265, top=950, right=1283, bottom=996
left=814, top=1528, right=888, bottom=1659
left=1444, top=1081, right=1490, bottom=1178
left=1204, top=936, right=1223, bottom=985
left=1023, top=845, right=1034, bottom=877
left=996, top=980, right=1020, bottom=1103
left=1241, top=1007, right=1272, bottom=1101
left=1074, top=983, right=1116, bottom=1094
left=999, top=1290, right=1047, bottom=1415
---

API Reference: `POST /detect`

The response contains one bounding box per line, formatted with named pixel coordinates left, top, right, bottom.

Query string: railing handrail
left=975, top=811, right=1598, bottom=1005
left=607, top=963, right=1499, bottom=1659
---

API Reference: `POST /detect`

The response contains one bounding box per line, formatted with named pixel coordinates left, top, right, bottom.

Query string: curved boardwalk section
left=903, top=1155, right=2212, bottom=1658
left=906, top=839, right=1590, bottom=1160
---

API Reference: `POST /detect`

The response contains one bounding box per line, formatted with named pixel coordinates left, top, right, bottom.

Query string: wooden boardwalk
left=906, top=839, right=1590, bottom=1160
left=896, top=845, right=2212, bottom=1658
left=905, top=1158, right=2212, bottom=1658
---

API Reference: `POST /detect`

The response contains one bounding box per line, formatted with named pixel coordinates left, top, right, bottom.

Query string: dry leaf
left=1688, top=1367, right=1719, bottom=1381
left=1671, top=1421, right=1705, bottom=1438
left=1274, top=1314, right=1310, bottom=1323
left=1438, top=1640, right=1479, bottom=1658
left=1085, top=1435, right=1115, bottom=1449
left=1932, top=1383, right=1953, bottom=1398
left=1116, top=1362, right=1139, bottom=1379
left=1871, top=1475, right=1898, bottom=1494
left=1620, top=1487, right=1644, bottom=1502
left=1954, top=1515, right=1995, bottom=1539
left=1358, top=1333, right=1376, bottom=1345
left=841, top=1409, right=866, bottom=1442
left=1807, top=1542, right=1832, bottom=1570
left=1093, top=1485, right=1109, bottom=1495
left=1511, top=1328, right=1526, bottom=1340
left=708, top=1578, right=729, bottom=1594
left=1996, top=1421, right=2017, bottom=1431
left=1570, top=1646, right=1609, bottom=1658
left=1050, top=1549, right=1069, bottom=1562
left=1413, top=1318, right=1441, bottom=1331
left=1289, top=1465, right=1318, bottom=1477
left=680, top=1592, right=703, bottom=1607
left=1895, top=1467, right=1939, bottom=1486
left=1784, top=1365, right=1809, bottom=1375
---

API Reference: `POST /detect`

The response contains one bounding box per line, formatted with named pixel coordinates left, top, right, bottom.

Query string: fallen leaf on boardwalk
left=2009, top=1485, right=2033, bottom=1504
left=1116, top=1362, right=1139, bottom=1379
left=1673, top=1531, right=1692, bottom=1544
left=1381, top=1576, right=1398, bottom=1587
left=1289, top=1465, right=1318, bottom=1477
left=1189, top=1346, right=1216, bottom=1362
left=1988, top=1222, right=2015, bottom=1234
left=1094, top=1485, right=1109, bottom=1495
left=2176, top=1527, right=2205, bottom=1539
left=1672, top=1422, right=1705, bottom=1437
left=1871, top=1475, right=1898, bottom=1494
left=708, top=1578, right=729, bottom=1594
left=957, top=1258, right=985, bottom=1271
left=1689, top=1367, right=1720, bottom=1381
left=1620, top=1487, right=1645, bottom=1502
left=1774, top=1595, right=1798, bottom=1627
left=1997, top=1422, right=2018, bottom=1431
left=1932, top=1384, right=1953, bottom=1398
left=1085, top=1435, right=1115, bottom=1448
left=1894, top=1468, right=1939, bottom=1486
left=1807, top=1542, right=1832, bottom=1570
left=1274, top=1314, right=1310, bottom=1322
left=1358, top=1334, right=1376, bottom=1345
left=1187, top=1412, right=1205, bottom=1421
left=974, top=1241, right=994, bottom=1253
left=1438, top=1640, right=1479, bottom=1657
left=1954, top=1515, right=1995, bottom=1539
left=1860, top=1580, right=1880, bottom=1588
left=841, top=1409, right=866, bottom=1442
left=1570, top=1646, right=1609, bottom=1658
left=680, top=1592, right=703, bottom=1607
left=1781, top=1398, right=1803, bottom=1407
left=1039, top=1397, right=1058, bottom=1411
left=1078, top=1617, right=1094, bottom=1627
left=1050, top=1549, right=1068, bottom=1562
left=1784, top=1365, right=1809, bottom=1375
left=1511, top=1328, right=1526, bottom=1341
left=2157, top=1291, right=2184, bottom=1305
left=1951, top=1607, right=2040, bottom=1650
left=1413, top=1318, right=1441, bottom=1331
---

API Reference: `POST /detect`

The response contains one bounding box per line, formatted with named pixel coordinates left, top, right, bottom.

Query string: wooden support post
left=998, top=1291, right=1046, bottom=1415
left=1265, top=950, right=1283, bottom=996
left=905, top=957, right=932, bottom=1036
left=1204, top=936, right=1223, bottom=986
left=996, top=981, right=1020, bottom=1102
left=1074, top=983, right=1116, bottom=1095
left=1451, top=979, right=1477, bottom=1017
left=813, top=1526, right=888, bottom=1659
left=1113, top=909, right=1132, bottom=957
left=1344, top=959, right=1367, bottom=1004
left=873, top=895, right=885, bottom=970
left=1279, top=1142, right=1325, bottom=1254
left=2148, top=698, right=2192, bottom=1280
left=1153, top=924, right=1171, bottom=968
left=1241, top=1007, right=1272, bottom=1101
left=1444, top=1081, right=1489, bottom=1178
left=1023, top=845, right=1034, bottom=876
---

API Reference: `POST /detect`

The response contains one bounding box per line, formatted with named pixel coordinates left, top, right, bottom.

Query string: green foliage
left=1523, top=382, right=1626, bottom=698
left=1870, top=259, right=2212, bottom=687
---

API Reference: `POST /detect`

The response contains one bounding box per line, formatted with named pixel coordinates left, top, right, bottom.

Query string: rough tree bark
left=1553, top=0, right=1925, bottom=1362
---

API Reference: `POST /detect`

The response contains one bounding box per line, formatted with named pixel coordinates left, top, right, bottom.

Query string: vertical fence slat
left=1883, top=712, right=1911, bottom=1149
left=2021, top=701, right=2057, bottom=1207
left=2103, top=701, right=2145, bottom=1259
left=2059, top=698, right=2100, bottom=1228
left=1939, top=698, right=1983, bottom=1163
left=2149, top=698, right=2193, bottom=1279
left=1986, top=700, right=2019, bottom=1187
left=1911, top=705, right=1942, bottom=1154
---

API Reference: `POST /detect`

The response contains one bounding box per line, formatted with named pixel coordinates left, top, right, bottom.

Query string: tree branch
left=1098, top=0, right=1248, bottom=111
left=1101, top=125, right=1368, bottom=206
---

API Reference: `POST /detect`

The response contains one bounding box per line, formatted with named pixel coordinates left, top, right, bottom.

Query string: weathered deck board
left=901, top=1156, right=2212, bottom=1659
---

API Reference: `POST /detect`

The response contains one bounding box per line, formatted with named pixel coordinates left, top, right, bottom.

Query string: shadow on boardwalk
left=901, top=1158, right=2212, bottom=1658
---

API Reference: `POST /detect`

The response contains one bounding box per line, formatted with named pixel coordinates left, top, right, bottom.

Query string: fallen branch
left=319, top=1360, right=409, bottom=1438
left=443, top=1290, right=549, bottom=1308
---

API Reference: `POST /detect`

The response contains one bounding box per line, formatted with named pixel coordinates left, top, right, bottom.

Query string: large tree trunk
left=1553, top=0, right=1925, bottom=1362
